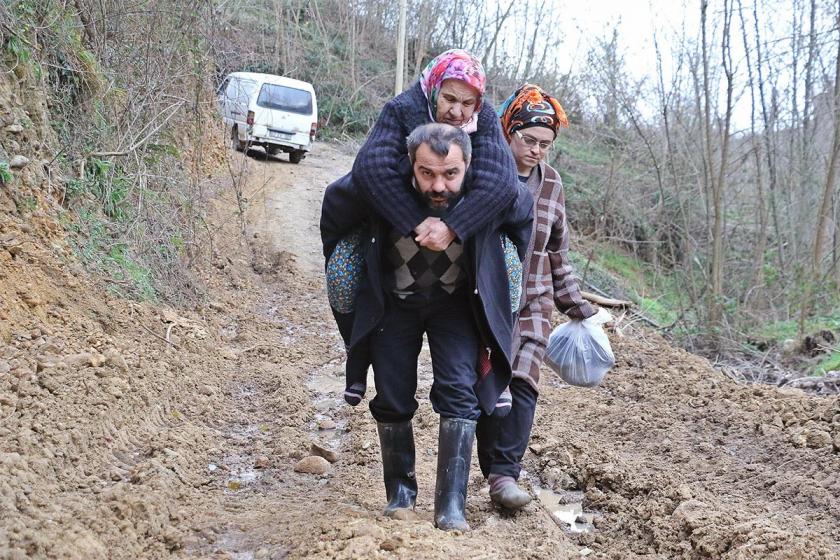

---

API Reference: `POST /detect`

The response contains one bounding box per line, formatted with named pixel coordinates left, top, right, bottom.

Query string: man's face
left=412, top=142, right=467, bottom=210
left=509, top=126, right=555, bottom=173
left=435, top=79, right=480, bottom=127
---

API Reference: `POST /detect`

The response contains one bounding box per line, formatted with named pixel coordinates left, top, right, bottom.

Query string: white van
left=218, top=72, right=317, bottom=164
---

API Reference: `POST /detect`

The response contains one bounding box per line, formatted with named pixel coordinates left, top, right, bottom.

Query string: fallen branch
left=165, top=323, right=176, bottom=343
left=583, top=282, right=662, bottom=328
left=137, top=321, right=181, bottom=349
left=581, top=290, right=632, bottom=308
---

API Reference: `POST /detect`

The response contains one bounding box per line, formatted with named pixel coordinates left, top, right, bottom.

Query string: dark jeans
left=476, top=377, right=538, bottom=479
left=368, top=293, right=481, bottom=423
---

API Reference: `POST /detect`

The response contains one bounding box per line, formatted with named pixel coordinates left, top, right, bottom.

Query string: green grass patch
left=19, top=196, right=38, bottom=213
left=65, top=208, right=157, bottom=301
left=813, top=351, right=840, bottom=376
left=637, top=295, right=679, bottom=326
left=598, top=246, right=644, bottom=283
left=572, top=243, right=683, bottom=327
left=554, top=135, right=612, bottom=167
left=106, top=244, right=156, bottom=300
left=0, top=162, right=11, bottom=186
left=5, top=34, right=31, bottom=64
left=65, top=158, right=130, bottom=220
left=758, top=312, right=840, bottom=342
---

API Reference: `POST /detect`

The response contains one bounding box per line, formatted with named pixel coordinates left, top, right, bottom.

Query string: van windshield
left=256, top=84, right=313, bottom=115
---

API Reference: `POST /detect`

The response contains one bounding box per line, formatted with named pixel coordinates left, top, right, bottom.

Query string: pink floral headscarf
left=419, top=49, right=486, bottom=134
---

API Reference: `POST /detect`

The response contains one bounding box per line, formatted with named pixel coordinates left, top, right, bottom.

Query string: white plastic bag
left=544, top=308, right=615, bottom=387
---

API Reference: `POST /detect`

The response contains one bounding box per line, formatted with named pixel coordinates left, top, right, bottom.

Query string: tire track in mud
left=185, top=144, right=838, bottom=560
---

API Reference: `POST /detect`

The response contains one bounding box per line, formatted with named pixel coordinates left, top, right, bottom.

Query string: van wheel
left=230, top=126, right=246, bottom=152
left=289, top=150, right=304, bottom=164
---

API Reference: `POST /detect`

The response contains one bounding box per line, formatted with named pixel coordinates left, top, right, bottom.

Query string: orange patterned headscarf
left=498, top=83, right=568, bottom=142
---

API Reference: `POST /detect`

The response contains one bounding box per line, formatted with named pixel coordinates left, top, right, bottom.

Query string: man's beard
left=414, top=177, right=464, bottom=212
left=422, top=189, right=460, bottom=210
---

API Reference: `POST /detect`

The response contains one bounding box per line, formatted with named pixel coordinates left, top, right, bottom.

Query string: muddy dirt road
left=1, top=142, right=838, bottom=559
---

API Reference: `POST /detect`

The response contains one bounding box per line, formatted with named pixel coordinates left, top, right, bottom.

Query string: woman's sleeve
left=443, top=107, right=518, bottom=240
left=545, top=182, right=597, bottom=320
left=501, top=181, right=534, bottom=261
left=351, top=101, right=425, bottom=237
left=320, top=173, right=367, bottom=259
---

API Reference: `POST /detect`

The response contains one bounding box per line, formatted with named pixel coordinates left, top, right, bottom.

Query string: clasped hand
left=414, top=217, right=456, bottom=251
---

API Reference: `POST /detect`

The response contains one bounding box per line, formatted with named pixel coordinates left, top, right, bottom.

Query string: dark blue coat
left=321, top=173, right=533, bottom=415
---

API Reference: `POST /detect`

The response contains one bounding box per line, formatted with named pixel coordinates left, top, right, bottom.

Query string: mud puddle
left=210, top=530, right=289, bottom=560
left=534, top=485, right=596, bottom=534
left=307, top=358, right=350, bottom=452
left=222, top=453, right=262, bottom=491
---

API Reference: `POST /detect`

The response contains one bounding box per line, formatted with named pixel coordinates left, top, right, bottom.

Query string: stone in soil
left=318, top=418, right=337, bottom=430
left=198, top=384, right=215, bottom=396
left=65, top=353, right=93, bottom=368
left=104, top=349, right=129, bottom=372
left=310, top=442, right=339, bottom=463
left=380, top=539, right=398, bottom=551
left=804, top=429, right=832, bottom=448
left=294, top=455, right=331, bottom=475
left=9, top=155, right=29, bottom=169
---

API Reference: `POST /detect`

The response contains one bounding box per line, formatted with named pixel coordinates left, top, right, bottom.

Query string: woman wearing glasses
left=475, top=84, right=599, bottom=509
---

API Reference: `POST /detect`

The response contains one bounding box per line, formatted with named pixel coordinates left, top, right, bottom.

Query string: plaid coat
left=351, top=82, right=518, bottom=240
left=513, top=161, right=597, bottom=391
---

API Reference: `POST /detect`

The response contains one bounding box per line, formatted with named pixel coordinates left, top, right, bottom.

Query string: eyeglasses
left=515, top=130, right=553, bottom=151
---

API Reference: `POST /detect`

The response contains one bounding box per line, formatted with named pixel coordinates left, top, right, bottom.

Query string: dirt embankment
left=1, top=137, right=839, bottom=560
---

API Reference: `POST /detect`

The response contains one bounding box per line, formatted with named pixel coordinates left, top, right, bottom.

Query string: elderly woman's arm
left=351, top=101, right=425, bottom=237
left=445, top=105, right=520, bottom=240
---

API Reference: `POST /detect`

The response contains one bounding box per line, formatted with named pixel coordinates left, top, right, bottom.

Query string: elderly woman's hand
left=414, top=217, right=456, bottom=251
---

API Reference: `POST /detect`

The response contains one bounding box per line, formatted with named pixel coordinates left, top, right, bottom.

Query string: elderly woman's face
left=435, top=79, right=480, bottom=126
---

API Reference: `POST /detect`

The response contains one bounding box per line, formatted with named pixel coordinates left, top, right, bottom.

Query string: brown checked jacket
left=513, top=161, right=597, bottom=390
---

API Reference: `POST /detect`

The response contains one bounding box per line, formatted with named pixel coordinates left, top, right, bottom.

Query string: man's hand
left=414, top=217, right=456, bottom=251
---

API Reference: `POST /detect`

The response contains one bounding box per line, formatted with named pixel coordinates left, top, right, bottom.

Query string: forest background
left=3, top=0, right=840, bottom=381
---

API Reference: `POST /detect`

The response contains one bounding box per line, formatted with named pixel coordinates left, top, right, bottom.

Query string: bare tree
left=800, top=3, right=840, bottom=332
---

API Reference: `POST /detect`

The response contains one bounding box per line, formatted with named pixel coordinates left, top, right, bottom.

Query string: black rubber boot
left=376, top=421, right=417, bottom=517
left=434, top=417, right=476, bottom=532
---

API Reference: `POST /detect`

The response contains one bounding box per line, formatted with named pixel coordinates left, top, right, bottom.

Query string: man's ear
left=464, top=156, right=472, bottom=169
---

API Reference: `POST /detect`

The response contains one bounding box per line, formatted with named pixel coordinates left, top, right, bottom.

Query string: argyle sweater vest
left=384, top=228, right=467, bottom=303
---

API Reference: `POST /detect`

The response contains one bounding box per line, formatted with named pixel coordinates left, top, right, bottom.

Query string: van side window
left=217, top=78, right=230, bottom=96
left=257, top=84, right=313, bottom=115
left=223, top=79, right=255, bottom=115
left=233, top=80, right=256, bottom=105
